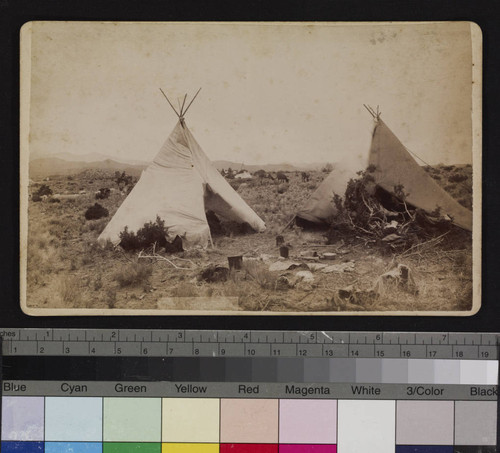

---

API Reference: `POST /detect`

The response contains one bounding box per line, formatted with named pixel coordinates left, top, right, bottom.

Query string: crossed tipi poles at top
left=159, top=88, right=202, bottom=125
left=363, top=103, right=431, bottom=168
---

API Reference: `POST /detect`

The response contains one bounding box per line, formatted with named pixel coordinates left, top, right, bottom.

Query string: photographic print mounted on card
left=20, top=21, right=481, bottom=315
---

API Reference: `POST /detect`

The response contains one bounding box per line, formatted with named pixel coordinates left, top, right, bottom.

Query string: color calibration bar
left=1, top=331, right=498, bottom=452
left=1, top=394, right=497, bottom=453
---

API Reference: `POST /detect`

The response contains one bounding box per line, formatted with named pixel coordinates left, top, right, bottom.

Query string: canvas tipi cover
left=98, top=120, right=266, bottom=247
left=296, top=118, right=472, bottom=231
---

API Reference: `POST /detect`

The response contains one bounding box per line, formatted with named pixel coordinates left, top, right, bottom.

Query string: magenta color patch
left=279, top=445, right=337, bottom=453
left=279, top=399, right=337, bottom=444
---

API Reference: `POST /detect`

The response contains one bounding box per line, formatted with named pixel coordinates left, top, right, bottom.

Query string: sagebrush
left=119, top=216, right=169, bottom=251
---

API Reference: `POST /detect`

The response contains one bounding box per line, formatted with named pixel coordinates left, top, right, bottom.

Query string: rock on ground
left=321, top=262, right=355, bottom=273
left=295, top=270, right=314, bottom=282
left=269, top=261, right=301, bottom=272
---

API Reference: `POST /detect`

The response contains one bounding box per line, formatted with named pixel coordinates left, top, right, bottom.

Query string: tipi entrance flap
left=183, top=125, right=266, bottom=233
left=204, top=184, right=238, bottom=222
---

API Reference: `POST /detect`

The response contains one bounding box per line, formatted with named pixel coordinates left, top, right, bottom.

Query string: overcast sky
left=24, top=21, right=477, bottom=166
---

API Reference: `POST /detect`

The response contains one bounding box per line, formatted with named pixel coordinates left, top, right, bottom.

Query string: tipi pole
left=279, top=215, right=296, bottom=234
left=182, top=87, right=202, bottom=117
left=159, top=88, right=180, bottom=117
left=363, top=104, right=377, bottom=118
left=180, top=94, right=187, bottom=117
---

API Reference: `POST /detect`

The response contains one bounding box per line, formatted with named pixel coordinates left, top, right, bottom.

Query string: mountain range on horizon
left=28, top=152, right=328, bottom=178
left=29, top=151, right=150, bottom=167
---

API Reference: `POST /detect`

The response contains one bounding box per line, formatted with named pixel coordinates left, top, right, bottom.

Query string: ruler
left=0, top=329, right=498, bottom=359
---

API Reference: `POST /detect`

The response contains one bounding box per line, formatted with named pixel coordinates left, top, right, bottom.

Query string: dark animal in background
left=277, top=172, right=289, bottom=183
left=254, top=169, right=275, bottom=181
left=301, top=172, right=310, bottom=182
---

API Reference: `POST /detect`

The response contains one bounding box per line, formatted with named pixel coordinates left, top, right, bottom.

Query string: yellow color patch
left=162, top=444, right=219, bottom=453
left=162, top=398, right=219, bottom=443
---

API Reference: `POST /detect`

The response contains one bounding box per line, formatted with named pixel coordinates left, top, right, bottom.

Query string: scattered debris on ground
left=295, top=270, right=314, bottom=283
left=322, top=252, right=337, bottom=260
left=269, top=261, right=302, bottom=272
left=307, top=263, right=329, bottom=271
left=199, top=265, right=229, bottom=283
left=373, top=263, right=418, bottom=295
left=321, top=262, right=355, bottom=273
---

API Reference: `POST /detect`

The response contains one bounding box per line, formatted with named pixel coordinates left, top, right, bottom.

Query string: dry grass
left=58, top=275, right=82, bottom=307
left=170, top=281, right=200, bottom=298
left=25, top=168, right=473, bottom=313
left=113, top=261, right=153, bottom=288
left=241, top=261, right=279, bottom=290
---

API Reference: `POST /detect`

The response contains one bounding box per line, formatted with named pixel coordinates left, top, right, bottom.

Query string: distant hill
left=29, top=151, right=325, bottom=172
left=28, top=152, right=327, bottom=178
left=29, top=158, right=146, bottom=178
left=29, top=151, right=148, bottom=167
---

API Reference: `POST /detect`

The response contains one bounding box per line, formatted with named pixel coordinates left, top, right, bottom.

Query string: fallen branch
left=137, top=250, right=195, bottom=270
left=260, top=296, right=271, bottom=311
left=172, top=256, right=197, bottom=265
left=398, top=231, right=449, bottom=258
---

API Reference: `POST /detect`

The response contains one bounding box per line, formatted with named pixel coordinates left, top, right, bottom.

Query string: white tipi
left=296, top=106, right=472, bottom=231
left=98, top=90, right=266, bottom=248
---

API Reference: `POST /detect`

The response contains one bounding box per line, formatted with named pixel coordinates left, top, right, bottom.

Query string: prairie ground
left=25, top=166, right=473, bottom=313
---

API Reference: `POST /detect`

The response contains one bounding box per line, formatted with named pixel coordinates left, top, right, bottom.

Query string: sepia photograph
left=20, top=21, right=481, bottom=315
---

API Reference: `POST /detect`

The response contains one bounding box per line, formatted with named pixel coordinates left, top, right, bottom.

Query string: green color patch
left=103, top=398, right=162, bottom=442
left=103, top=443, right=161, bottom=453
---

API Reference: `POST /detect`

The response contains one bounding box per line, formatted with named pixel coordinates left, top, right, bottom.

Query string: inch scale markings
left=0, top=329, right=498, bottom=359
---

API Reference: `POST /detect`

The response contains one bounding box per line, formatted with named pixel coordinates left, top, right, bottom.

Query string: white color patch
left=338, top=399, right=395, bottom=453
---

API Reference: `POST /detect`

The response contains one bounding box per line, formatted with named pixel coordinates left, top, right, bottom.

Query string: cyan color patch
left=45, top=397, right=102, bottom=442
left=45, top=442, right=103, bottom=453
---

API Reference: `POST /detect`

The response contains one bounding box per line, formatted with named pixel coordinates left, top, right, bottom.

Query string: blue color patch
left=1, top=441, right=44, bottom=453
